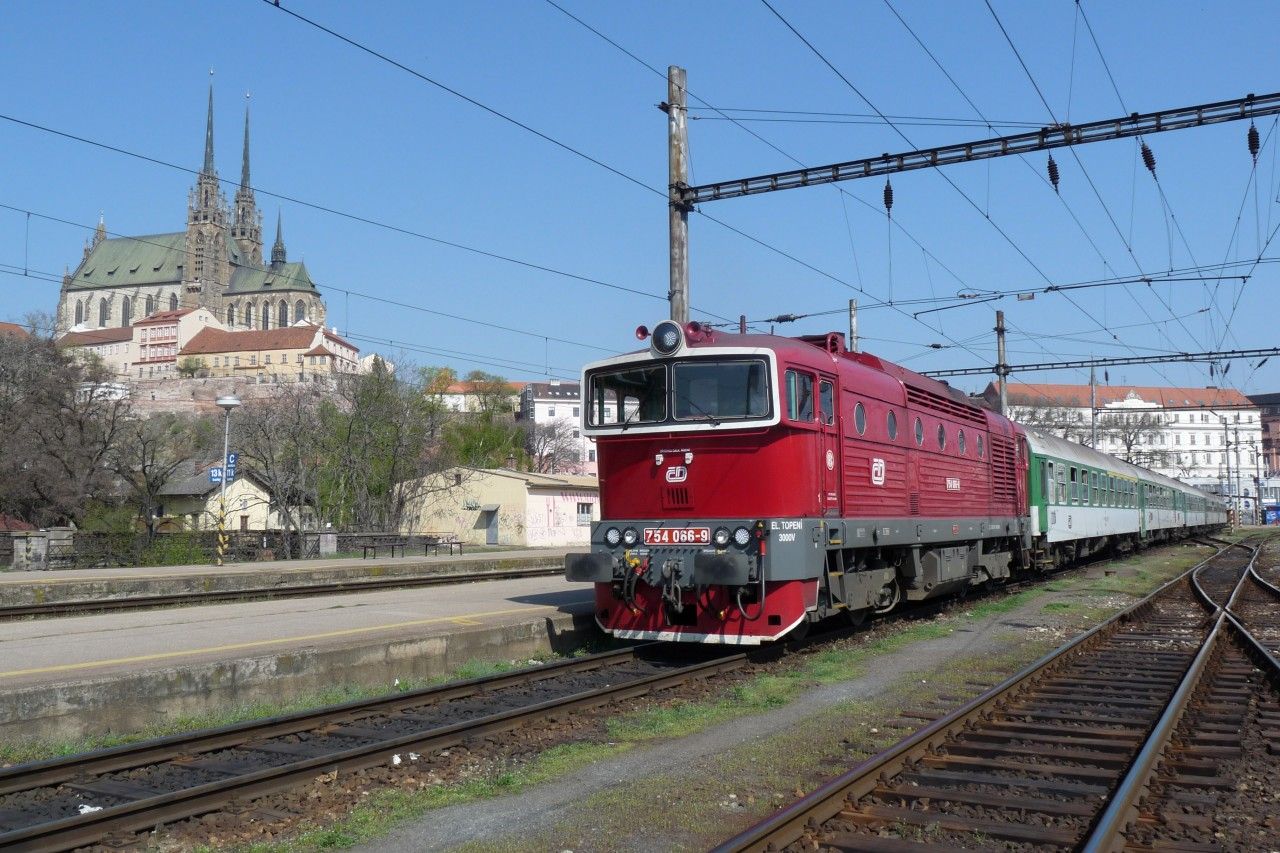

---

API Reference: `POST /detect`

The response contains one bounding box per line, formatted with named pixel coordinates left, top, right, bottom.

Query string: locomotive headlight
left=733, top=526, right=752, bottom=547
left=604, top=527, right=621, bottom=547
left=650, top=320, right=683, bottom=356
left=713, top=527, right=731, bottom=547
left=622, top=527, right=638, bottom=546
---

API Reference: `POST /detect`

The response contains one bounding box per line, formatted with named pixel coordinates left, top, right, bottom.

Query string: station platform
left=0, top=573, right=598, bottom=742
left=0, top=547, right=574, bottom=607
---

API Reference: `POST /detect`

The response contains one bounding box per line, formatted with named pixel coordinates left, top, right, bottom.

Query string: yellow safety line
left=0, top=605, right=548, bottom=680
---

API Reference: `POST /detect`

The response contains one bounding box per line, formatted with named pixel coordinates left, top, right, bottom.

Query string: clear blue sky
left=2, top=1, right=1278, bottom=397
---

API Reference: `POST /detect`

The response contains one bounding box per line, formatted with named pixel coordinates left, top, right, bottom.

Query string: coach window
left=1069, top=467, right=1078, bottom=504
left=913, top=417, right=924, bottom=446
left=1042, top=461, right=1051, bottom=501
left=886, top=410, right=898, bottom=440
left=1057, top=468, right=1066, bottom=503
left=785, top=370, right=814, bottom=422
left=852, top=400, right=865, bottom=434
left=819, top=381, right=835, bottom=426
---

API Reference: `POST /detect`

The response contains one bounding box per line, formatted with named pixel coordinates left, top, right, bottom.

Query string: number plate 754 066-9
left=643, top=527, right=710, bottom=546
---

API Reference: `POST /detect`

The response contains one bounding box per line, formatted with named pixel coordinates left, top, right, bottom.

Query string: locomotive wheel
left=872, top=579, right=901, bottom=615
left=846, top=607, right=870, bottom=627
left=784, top=616, right=812, bottom=642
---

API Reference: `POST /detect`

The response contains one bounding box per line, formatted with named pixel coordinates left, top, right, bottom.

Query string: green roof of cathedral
left=67, top=232, right=317, bottom=295
left=68, top=232, right=187, bottom=288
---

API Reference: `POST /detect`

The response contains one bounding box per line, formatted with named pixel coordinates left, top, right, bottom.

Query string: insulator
left=1248, top=122, right=1260, bottom=163
left=1141, top=142, right=1156, bottom=176
left=883, top=179, right=894, bottom=214
left=1047, top=154, right=1060, bottom=193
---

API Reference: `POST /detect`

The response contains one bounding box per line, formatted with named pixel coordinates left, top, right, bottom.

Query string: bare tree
left=234, top=384, right=324, bottom=557
left=525, top=419, right=581, bottom=474
left=0, top=331, right=130, bottom=526
left=1097, top=411, right=1166, bottom=465
left=1007, top=402, right=1091, bottom=445
left=112, top=413, right=216, bottom=540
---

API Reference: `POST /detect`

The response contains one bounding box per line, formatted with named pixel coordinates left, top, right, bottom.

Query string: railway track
left=0, top=565, right=563, bottom=621
left=713, top=541, right=1280, bottom=852
left=0, top=643, right=750, bottom=852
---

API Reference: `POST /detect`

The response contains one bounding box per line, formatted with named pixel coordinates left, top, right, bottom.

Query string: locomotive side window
left=886, top=410, right=898, bottom=440
left=913, top=417, right=924, bottom=446
left=977, top=434, right=985, bottom=458
left=936, top=423, right=946, bottom=450
left=819, top=381, right=835, bottom=426
left=853, top=400, right=866, bottom=434
left=672, top=359, right=770, bottom=421
left=785, top=370, right=814, bottom=422
left=587, top=365, right=666, bottom=426
left=958, top=429, right=966, bottom=455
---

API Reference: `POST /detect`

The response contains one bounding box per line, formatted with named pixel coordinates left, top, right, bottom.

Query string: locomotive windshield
left=672, top=359, right=769, bottom=420
left=586, top=356, right=772, bottom=429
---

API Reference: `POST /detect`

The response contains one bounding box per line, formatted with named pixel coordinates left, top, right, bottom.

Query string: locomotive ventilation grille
left=905, top=386, right=987, bottom=427
left=989, top=434, right=1018, bottom=506
left=663, top=486, right=692, bottom=510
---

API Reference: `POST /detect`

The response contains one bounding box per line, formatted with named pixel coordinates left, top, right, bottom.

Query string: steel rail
left=1084, top=549, right=1276, bottom=852
left=0, top=565, right=563, bottom=621
left=0, top=650, right=748, bottom=852
left=0, top=643, right=650, bottom=795
left=710, top=543, right=1236, bottom=853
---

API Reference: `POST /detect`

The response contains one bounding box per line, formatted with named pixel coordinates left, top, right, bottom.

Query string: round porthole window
left=887, top=410, right=898, bottom=440
left=958, top=429, right=966, bottom=455
left=914, top=417, right=924, bottom=446
left=854, top=402, right=866, bottom=435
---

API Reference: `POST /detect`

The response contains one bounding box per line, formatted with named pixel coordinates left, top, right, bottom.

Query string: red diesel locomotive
left=565, top=319, right=1029, bottom=643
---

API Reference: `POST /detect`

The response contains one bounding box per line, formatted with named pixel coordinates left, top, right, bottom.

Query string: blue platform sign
left=209, top=467, right=224, bottom=483
left=225, top=452, right=238, bottom=480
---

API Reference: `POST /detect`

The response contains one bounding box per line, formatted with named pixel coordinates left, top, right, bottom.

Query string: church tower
left=231, top=103, right=263, bottom=265
left=183, top=82, right=229, bottom=310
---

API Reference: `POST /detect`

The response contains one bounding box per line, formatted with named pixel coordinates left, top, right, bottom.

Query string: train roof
left=1023, top=428, right=1215, bottom=496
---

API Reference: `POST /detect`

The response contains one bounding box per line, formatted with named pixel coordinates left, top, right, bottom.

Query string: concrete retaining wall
left=0, top=610, right=598, bottom=743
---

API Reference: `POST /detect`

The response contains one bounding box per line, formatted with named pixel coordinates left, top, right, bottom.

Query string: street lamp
left=215, top=395, right=241, bottom=565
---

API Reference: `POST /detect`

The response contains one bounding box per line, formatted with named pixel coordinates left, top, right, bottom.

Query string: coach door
left=817, top=376, right=841, bottom=516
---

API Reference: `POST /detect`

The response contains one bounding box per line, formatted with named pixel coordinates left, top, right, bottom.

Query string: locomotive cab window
left=672, top=359, right=770, bottom=422
left=587, top=365, right=666, bottom=426
left=785, top=370, right=815, bottom=422
left=819, top=381, right=835, bottom=426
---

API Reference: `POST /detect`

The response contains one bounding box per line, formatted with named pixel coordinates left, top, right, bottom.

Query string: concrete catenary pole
left=995, top=310, right=1009, bottom=415
left=667, top=65, right=690, bottom=325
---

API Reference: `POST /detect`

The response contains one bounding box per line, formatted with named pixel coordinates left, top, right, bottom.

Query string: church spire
left=202, top=81, right=216, bottom=176
left=240, top=102, right=251, bottom=188
left=271, top=210, right=287, bottom=267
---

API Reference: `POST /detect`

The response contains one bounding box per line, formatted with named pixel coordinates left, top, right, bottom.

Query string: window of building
left=549, top=406, right=556, bottom=417
left=250, top=355, right=257, bottom=366
left=588, top=449, right=596, bottom=462
left=74, top=300, right=84, bottom=325
left=169, top=293, right=178, bottom=311
left=572, top=406, right=580, bottom=417
left=278, top=301, right=288, bottom=328
left=1190, top=434, right=1196, bottom=445
left=98, top=298, right=110, bottom=326
left=576, top=502, right=593, bottom=526
left=265, top=355, right=272, bottom=365
left=1175, top=434, right=1182, bottom=445
left=295, top=300, right=306, bottom=323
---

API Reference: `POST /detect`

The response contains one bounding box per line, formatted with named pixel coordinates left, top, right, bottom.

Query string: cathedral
left=57, top=86, right=327, bottom=334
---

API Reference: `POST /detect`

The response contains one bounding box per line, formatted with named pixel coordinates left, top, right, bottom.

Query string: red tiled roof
left=134, top=308, right=194, bottom=325
left=0, top=321, right=30, bottom=338
left=181, top=325, right=319, bottom=355
left=59, top=327, right=134, bottom=347
left=305, top=345, right=334, bottom=357
left=321, top=329, right=357, bottom=351
left=1002, top=382, right=1254, bottom=409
